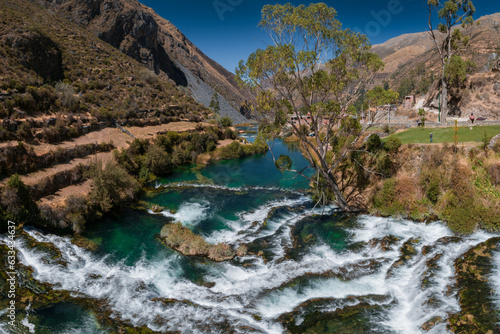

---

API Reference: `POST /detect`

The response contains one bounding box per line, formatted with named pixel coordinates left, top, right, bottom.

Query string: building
left=404, top=95, right=416, bottom=109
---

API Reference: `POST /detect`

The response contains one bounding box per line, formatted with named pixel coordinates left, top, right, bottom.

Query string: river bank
left=1, top=130, right=500, bottom=333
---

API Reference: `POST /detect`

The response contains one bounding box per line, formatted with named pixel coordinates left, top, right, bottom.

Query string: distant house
left=404, top=95, right=416, bottom=109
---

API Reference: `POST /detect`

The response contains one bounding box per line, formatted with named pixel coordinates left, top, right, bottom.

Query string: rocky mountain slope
left=36, top=0, right=253, bottom=123
left=0, top=0, right=211, bottom=140
left=370, top=12, right=500, bottom=118
left=372, top=12, right=500, bottom=83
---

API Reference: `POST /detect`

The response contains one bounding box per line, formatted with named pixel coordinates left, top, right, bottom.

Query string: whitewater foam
left=3, top=202, right=500, bottom=333
left=156, top=182, right=305, bottom=195
left=491, top=247, right=500, bottom=315
left=154, top=200, right=211, bottom=226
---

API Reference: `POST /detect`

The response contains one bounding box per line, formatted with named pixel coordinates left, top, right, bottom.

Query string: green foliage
left=88, top=160, right=140, bottom=213
left=218, top=116, right=233, bottom=128
left=376, top=151, right=394, bottom=177
left=445, top=55, right=476, bottom=87
left=275, top=154, right=292, bottom=173
left=426, top=179, right=441, bottom=204
left=366, top=86, right=399, bottom=107
left=397, top=78, right=415, bottom=98
left=218, top=137, right=268, bottom=160
left=0, top=174, right=39, bottom=227
left=366, top=134, right=382, bottom=153
left=373, top=178, right=404, bottom=215
left=236, top=3, right=384, bottom=210
left=209, top=92, right=220, bottom=113
left=384, top=136, right=402, bottom=152
left=480, top=131, right=491, bottom=151
left=383, top=80, right=390, bottom=91
left=144, top=145, right=173, bottom=176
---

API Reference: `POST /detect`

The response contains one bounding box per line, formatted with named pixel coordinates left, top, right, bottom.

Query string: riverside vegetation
left=302, top=129, right=500, bottom=235
left=0, top=125, right=267, bottom=233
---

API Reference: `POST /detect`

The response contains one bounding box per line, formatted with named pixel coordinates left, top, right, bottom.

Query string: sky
left=140, top=0, right=500, bottom=74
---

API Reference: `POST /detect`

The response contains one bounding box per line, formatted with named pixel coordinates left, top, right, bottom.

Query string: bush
left=218, top=116, right=233, bottom=128
left=219, top=141, right=245, bottom=159
left=373, top=178, right=404, bottom=216
left=144, top=145, right=172, bottom=175
left=88, top=160, right=140, bottom=213
left=384, top=136, right=402, bottom=152
left=1, top=174, right=39, bottom=225
left=376, top=151, right=394, bottom=177
left=366, top=134, right=382, bottom=152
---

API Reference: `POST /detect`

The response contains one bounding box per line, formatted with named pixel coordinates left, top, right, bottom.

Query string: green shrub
left=218, top=116, right=233, bottom=128
left=384, top=136, right=402, bottom=152
left=144, top=145, right=172, bottom=175
left=373, top=178, right=404, bottom=216
left=220, top=141, right=245, bottom=159
left=376, top=151, right=393, bottom=177
left=88, top=160, right=140, bottom=213
left=366, top=134, right=382, bottom=152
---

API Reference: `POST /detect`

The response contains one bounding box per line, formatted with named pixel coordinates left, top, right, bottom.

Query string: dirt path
left=27, top=121, right=202, bottom=155
left=37, top=179, right=94, bottom=208
left=1, top=151, right=113, bottom=187
left=31, top=127, right=131, bottom=155
left=1, top=122, right=210, bottom=206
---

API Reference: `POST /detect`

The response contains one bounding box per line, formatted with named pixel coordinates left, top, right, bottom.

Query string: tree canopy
left=427, top=0, right=476, bottom=122
left=209, top=92, right=220, bottom=114
left=236, top=3, right=385, bottom=211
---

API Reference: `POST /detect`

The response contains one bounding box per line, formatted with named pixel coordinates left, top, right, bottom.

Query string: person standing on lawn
left=430, top=133, right=433, bottom=143
left=470, top=113, right=475, bottom=124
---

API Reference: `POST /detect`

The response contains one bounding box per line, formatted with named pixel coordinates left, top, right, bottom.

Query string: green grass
left=385, top=125, right=500, bottom=144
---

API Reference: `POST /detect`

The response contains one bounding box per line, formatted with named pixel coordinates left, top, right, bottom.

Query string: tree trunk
left=320, top=169, right=351, bottom=211
left=441, top=74, right=448, bottom=124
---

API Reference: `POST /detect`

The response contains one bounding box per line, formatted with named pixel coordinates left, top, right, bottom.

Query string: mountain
left=370, top=12, right=500, bottom=118
left=0, top=0, right=209, bottom=129
left=36, top=0, right=253, bottom=123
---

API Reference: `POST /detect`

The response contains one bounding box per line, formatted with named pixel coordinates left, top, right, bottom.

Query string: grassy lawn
left=385, top=125, right=500, bottom=144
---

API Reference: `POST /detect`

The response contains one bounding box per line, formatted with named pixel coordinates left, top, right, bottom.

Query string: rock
left=492, top=58, right=500, bottom=72
left=489, top=133, right=500, bottom=150
left=71, top=235, right=100, bottom=251
left=369, top=235, right=400, bottom=251
left=448, top=237, right=500, bottom=333
left=387, top=238, right=419, bottom=277
left=277, top=295, right=392, bottom=333
left=158, top=222, right=236, bottom=261
left=421, top=316, right=444, bottom=331
left=151, top=204, right=164, bottom=213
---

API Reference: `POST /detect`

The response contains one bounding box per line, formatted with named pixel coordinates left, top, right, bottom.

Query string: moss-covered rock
left=277, top=295, right=392, bottom=333
left=448, top=237, right=500, bottom=334
left=158, top=222, right=237, bottom=261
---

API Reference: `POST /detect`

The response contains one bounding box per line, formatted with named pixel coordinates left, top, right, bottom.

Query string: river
left=1, top=130, right=500, bottom=333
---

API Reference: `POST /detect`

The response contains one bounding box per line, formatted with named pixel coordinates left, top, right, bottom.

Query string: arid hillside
left=36, top=0, right=253, bottom=122
left=370, top=12, right=500, bottom=118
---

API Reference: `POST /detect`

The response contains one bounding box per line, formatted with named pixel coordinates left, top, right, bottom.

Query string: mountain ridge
left=37, top=0, right=253, bottom=123
left=369, top=12, right=500, bottom=118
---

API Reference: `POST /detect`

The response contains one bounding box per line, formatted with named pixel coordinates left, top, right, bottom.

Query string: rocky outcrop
left=448, top=237, right=500, bottom=333
left=492, top=58, right=500, bottom=72
left=39, top=0, right=253, bottom=122
left=158, top=222, right=245, bottom=261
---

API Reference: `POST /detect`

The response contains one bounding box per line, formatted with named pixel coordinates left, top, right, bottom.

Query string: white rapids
left=1, top=192, right=499, bottom=334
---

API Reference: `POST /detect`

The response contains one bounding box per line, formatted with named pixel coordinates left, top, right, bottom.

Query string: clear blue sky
left=140, top=0, right=500, bottom=74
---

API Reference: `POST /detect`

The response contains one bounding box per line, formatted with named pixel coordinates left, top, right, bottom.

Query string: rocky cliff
left=38, top=0, right=253, bottom=123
